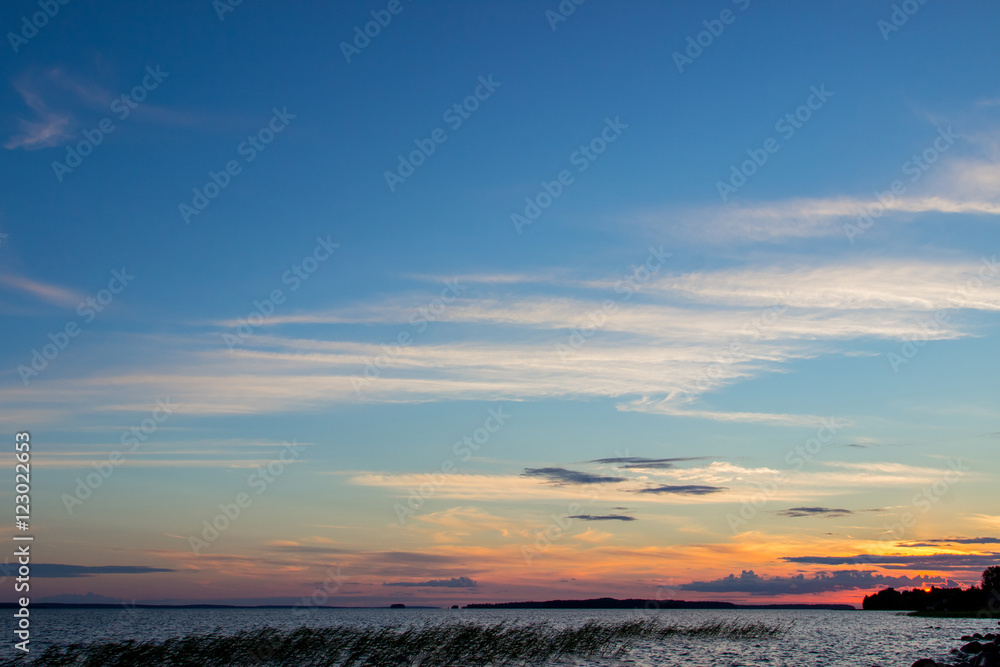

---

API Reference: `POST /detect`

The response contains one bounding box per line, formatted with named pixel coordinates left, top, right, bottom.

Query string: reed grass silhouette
left=0, top=618, right=789, bottom=666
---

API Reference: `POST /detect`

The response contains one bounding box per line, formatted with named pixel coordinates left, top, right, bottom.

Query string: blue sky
left=1, top=0, right=998, bottom=606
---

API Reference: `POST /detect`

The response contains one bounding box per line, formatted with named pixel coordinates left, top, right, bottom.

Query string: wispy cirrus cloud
left=638, top=133, right=1000, bottom=244
left=347, top=460, right=975, bottom=505
left=656, top=196, right=1000, bottom=243
left=641, top=259, right=1000, bottom=311
left=617, top=399, right=834, bottom=427
left=5, top=66, right=204, bottom=152
left=0, top=272, right=84, bottom=307
left=3, top=78, right=73, bottom=149
left=2, top=255, right=997, bottom=428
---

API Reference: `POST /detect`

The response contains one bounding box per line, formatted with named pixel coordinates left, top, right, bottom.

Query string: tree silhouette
left=983, top=566, right=1000, bottom=596
left=863, top=566, right=1000, bottom=612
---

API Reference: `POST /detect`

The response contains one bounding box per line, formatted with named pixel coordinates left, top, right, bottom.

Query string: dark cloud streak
left=783, top=553, right=1000, bottom=569
left=679, top=569, right=949, bottom=595
left=899, top=537, right=1000, bottom=546
left=634, top=485, right=726, bottom=495
left=0, top=564, right=175, bottom=579
left=522, top=467, right=626, bottom=485
left=777, top=507, right=854, bottom=518
left=588, top=457, right=708, bottom=470
left=383, top=576, right=477, bottom=588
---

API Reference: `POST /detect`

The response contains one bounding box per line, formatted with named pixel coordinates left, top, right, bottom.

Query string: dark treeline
left=863, top=566, right=1000, bottom=612
left=862, top=585, right=987, bottom=611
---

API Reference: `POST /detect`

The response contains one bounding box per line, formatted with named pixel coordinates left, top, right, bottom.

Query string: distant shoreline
left=462, top=598, right=856, bottom=611
left=0, top=599, right=857, bottom=611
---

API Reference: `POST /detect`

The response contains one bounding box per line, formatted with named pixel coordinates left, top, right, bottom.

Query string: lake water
left=13, top=607, right=999, bottom=666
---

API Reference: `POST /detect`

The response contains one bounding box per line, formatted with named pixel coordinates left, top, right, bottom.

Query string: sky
left=0, top=0, right=998, bottom=609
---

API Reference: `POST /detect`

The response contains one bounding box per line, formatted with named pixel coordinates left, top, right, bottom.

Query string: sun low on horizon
left=0, top=0, right=998, bottom=614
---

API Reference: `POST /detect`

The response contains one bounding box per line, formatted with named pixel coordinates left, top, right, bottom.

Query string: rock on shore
left=912, top=628, right=1000, bottom=667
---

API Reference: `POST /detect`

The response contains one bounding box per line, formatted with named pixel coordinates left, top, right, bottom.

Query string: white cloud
left=3, top=256, right=997, bottom=426
left=645, top=258, right=1000, bottom=311
left=637, top=195, right=999, bottom=243
left=0, top=273, right=85, bottom=307
left=4, top=78, right=74, bottom=150
left=345, top=460, right=979, bottom=505
left=617, top=398, right=831, bottom=427
left=632, top=124, right=1000, bottom=244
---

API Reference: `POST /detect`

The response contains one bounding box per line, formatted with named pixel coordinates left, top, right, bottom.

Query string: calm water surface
left=17, top=607, right=1000, bottom=666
